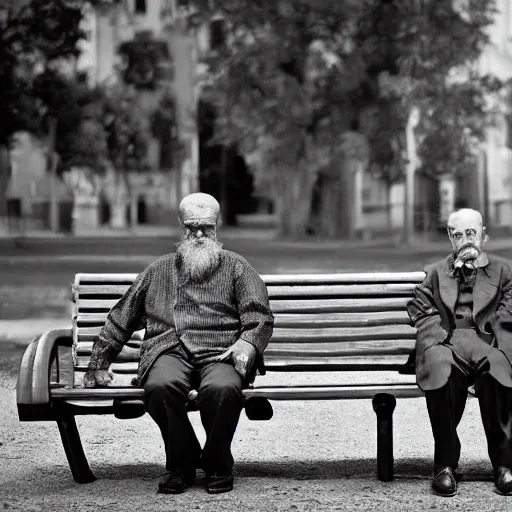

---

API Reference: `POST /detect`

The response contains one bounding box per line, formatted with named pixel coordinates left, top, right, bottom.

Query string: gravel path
left=2, top=237, right=512, bottom=510
left=1, top=365, right=512, bottom=512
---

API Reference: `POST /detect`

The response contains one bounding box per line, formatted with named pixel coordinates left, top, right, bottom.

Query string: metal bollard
left=372, top=393, right=397, bottom=482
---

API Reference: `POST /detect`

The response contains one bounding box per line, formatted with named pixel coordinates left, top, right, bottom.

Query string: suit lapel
left=473, top=260, right=500, bottom=320
left=438, top=257, right=458, bottom=314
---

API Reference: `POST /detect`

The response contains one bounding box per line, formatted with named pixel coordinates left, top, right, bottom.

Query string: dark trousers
left=425, top=365, right=512, bottom=471
left=143, top=353, right=243, bottom=477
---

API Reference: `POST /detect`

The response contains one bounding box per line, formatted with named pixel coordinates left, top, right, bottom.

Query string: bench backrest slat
left=71, top=271, right=425, bottom=388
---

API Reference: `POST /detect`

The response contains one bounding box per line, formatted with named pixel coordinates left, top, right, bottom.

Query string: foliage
left=101, top=81, right=150, bottom=172
left=0, top=0, right=149, bottom=175
left=0, top=0, right=86, bottom=144
left=367, top=0, right=496, bottom=182
left=191, top=0, right=496, bottom=235
left=415, top=75, right=504, bottom=179
left=193, top=0, right=371, bottom=237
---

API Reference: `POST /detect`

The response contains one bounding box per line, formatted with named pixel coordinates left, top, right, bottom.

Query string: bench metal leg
left=372, top=393, right=397, bottom=482
left=55, top=411, right=96, bottom=484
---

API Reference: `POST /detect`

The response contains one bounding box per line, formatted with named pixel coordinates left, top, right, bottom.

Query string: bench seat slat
left=255, top=284, right=418, bottom=298
left=75, top=299, right=119, bottom=311
left=264, top=340, right=414, bottom=356
left=243, top=384, right=422, bottom=400
left=75, top=327, right=144, bottom=341
left=75, top=310, right=412, bottom=328
left=258, top=325, right=416, bottom=342
left=74, top=340, right=415, bottom=368
left=52, top=382, right=422, bottom=402
left=75, top=273, right=138, bottom=284
left=73, top=355, right=411, bottom=387
left=74, top=324, right=416, bottom=343
left=76, top=284, right=131, bottom=296
left=75, top=283, right=419, bottom=298
left=76, top=297, right=414, bottom=314
left=75, top=344, right=141, bottom=361
left=260, top=272, right=425, bottom=284
left=270, top=298, right=413, bottom=313
left=74, top=272, right=425, bottom=285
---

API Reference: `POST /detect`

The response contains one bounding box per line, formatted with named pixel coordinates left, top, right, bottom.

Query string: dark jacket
left=86, top=250, right=274, bottom=385
left=406, top=254, right=512, bottom=385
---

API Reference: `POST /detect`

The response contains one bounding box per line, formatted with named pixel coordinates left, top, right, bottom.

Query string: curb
left=0, top=319, right=70, bottom=343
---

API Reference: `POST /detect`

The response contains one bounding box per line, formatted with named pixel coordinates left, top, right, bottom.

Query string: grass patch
left=0, top=285, right=69, bottom=320
left=0, top=340, right=27, bottom=377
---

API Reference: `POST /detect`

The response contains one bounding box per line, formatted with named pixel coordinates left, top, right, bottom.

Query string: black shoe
left=158, top=469, right=195, bottom=495
left=432, top=467, right=457, bottom=497
left=495, top=467, right=512, bottom=496
left=204, top=473, right=234, bottom=494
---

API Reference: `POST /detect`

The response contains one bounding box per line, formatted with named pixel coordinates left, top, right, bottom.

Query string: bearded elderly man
left=82, top=193, right=274, bottom=495
left=407, top=208, right=512, bottom=497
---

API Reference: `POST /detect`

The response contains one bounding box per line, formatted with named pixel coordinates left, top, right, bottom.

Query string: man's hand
left=82, top=369, right=113, bottom=388
left=217, top=339, right=257, bottom=378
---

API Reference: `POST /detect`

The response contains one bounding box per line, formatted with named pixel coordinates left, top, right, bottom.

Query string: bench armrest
left=17, top=328, right=73, bottom=407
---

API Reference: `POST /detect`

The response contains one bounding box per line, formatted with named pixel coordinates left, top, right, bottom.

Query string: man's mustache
left=457, top=242, right=478, bottom=253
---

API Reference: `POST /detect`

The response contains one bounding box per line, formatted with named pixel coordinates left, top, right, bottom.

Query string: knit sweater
left=86, top=250, right=274, bottom=385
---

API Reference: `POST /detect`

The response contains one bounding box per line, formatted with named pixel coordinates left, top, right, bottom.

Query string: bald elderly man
left=407, top=208, right=512, bottom=497
left=83, top=193, right=274, bottom=495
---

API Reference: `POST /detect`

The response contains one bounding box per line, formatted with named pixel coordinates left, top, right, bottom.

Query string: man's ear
left=483, top=226, right=489, bottom=243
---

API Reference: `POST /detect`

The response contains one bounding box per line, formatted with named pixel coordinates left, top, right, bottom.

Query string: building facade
left=3, top=0, right=202, bottom=233
left=475, top=0, right=512, bottom=228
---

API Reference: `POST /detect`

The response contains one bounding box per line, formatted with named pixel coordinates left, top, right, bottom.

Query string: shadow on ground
left=1, top=458, right=495, bottom=496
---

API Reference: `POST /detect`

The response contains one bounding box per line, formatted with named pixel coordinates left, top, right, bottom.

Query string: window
left=135, top=0, right=146, bottom=14
left=209, top=18, right=225, bottom=49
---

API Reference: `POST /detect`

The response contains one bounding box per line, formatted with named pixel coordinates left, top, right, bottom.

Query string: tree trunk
left=316, top=157, right=356, bottom=239
left=110, top=199, right=128, bottom=229
left=109, top=169, right=129, bottom=229
left=48, top=117, right=59, bottom=232
left=0, top=145, right=11, bottom=217
left=275, top=163, right=316, bottom=239
left=341, top=158, right=356, bottom=239
left=386, top=182, right=392, bottom=230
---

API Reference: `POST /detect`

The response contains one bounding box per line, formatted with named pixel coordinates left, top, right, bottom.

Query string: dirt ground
left=1, top=349, right=512, bottom=512
left=2, top=236, right=512, bottom=510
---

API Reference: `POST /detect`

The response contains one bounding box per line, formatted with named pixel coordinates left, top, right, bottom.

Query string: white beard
left=176, top=235, right=223, bottom=283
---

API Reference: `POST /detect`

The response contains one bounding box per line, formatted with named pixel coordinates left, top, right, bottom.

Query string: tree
left=368, top=0, right=496, bottom=243
left=192, top=0, right=496, bottom=239
left=0, top=0, right=87, bottom=229
left=194, top=0, right=369, bottom=238
left=100, top=80, right=150, bottom=229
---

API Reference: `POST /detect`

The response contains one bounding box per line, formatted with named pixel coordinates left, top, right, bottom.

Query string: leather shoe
left=432, top=467, right=457, bottom=497
left=205, top=473, right=234, bottom=494
left=495, top=467, right=512, bottom=496
left=158, top=469, right=195, bottom=494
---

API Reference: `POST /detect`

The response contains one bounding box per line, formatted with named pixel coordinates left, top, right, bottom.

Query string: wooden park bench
left=17, top=271, right=425, bottom=485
